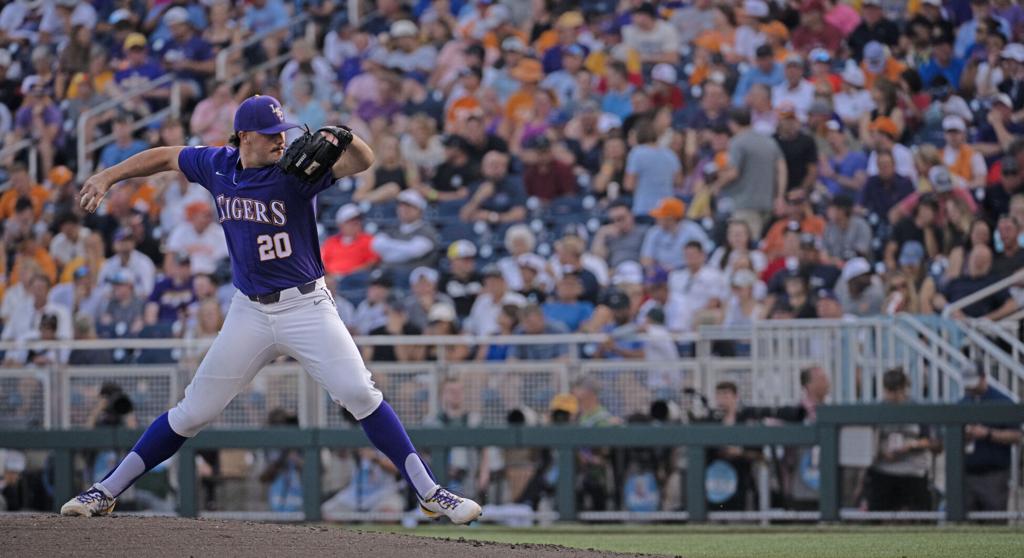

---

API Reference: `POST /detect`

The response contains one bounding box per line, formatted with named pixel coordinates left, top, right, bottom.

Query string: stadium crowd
left=2, top=0, right=1024, bottom=366
left=2, top=0, right=1024, bottom=517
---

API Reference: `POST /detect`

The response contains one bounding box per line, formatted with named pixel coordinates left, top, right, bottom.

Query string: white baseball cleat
left=61, top=485, right=116, bottom=517
left=418, top=486, right=482, bottom=524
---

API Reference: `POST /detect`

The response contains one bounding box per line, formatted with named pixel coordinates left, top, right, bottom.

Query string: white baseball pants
left=167, top=278, right=383, bottom=437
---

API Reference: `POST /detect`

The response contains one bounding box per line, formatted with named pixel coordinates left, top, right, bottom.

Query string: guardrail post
left=53, top=448, right=74, bottom=513
left=818, top=423, right=839, bottom=521
left=944, top=425, right=966, bottom=522
left=686, top=445, right=706, bottom=522
left=302, top=444, right=322, bottom=521
left=557, top=447, right=576, bottom=520
left=430, top=446, right=448, bottom=486
left=178, top=445, right=197, bottom=517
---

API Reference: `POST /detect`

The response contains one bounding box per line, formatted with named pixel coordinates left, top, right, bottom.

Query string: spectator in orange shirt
left=761, top=189, right=827, bottom=259
left=861, top=41, right=906, bottom=90
left=321, top=204, right=380, bottom=284
left=9, top=233, right=58, bottom=287
left=0, top=164, right=50, bottom=220
left=504, top=58, right=544, bottom=133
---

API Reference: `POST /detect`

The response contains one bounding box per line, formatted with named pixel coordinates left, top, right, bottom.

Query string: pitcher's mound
left=2, top=515, right=649, bottom=557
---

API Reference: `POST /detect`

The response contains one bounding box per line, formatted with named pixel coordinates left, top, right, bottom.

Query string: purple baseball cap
left=233, top=95, right=300, bottom=135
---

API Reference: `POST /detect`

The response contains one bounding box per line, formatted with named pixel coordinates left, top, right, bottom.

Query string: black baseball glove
left=277, top=125, right=354, bottom=182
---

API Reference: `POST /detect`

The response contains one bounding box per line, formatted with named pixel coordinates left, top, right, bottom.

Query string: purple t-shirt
left=177, top=146, right=335, bottom=296
left=153, top=35, right=213, bottom=83
left=147, top=277, right=195, bottom=323
left=15, top=102, right=61, bottom=131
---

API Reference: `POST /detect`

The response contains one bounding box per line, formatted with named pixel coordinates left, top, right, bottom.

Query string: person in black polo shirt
left=439, top=240, right=483, bottom=321
left=981, top=155, right=1022, bottom=225
left=960, top=367, right=1023, bottom=513
left=932, top=244, right=1019, bottom=319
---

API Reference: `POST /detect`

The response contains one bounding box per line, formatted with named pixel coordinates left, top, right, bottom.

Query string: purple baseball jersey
left=177, top=146, right=334, bottom=296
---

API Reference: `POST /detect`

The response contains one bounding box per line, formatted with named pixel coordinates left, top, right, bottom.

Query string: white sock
left=405, top=454, right=439, bottom=498
left=96, top=452, right=146, bottom=498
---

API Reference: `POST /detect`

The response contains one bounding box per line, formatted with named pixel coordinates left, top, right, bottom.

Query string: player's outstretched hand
left=79, top=175, right=113, bottom=213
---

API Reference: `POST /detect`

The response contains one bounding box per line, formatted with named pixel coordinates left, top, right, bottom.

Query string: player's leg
left=61, top=295, right=279, bottom=516
left=274, top=287, right=481, bottom=523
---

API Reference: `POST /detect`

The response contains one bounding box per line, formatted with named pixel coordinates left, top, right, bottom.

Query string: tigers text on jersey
left=177, top=146, right=335, bottom=296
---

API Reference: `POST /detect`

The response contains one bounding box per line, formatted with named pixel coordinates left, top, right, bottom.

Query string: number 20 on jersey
left=257, top=232, right=293, bottom=261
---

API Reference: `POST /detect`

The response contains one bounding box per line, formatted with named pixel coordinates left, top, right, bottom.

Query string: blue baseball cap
left=233, top=95, right=300, bottom=135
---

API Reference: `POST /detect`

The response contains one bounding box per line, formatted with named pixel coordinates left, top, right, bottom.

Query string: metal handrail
left=0, top=331, right=704, bottom=352
left=0, top=137, right=39, bottom=184
left=944, top=268, right=1024, bottom=318
left=957, top=325, right=1023, bottom=402
left=215, top=12, right=310, bottom=81
left=75, top=75, right=182, bottom=181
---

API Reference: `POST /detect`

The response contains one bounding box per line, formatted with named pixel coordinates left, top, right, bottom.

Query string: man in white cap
left=941, top=115, right=987, bottom=188
left=977, top=94, right=1023, bottom=158
left=321, top=204, right=379, bottom=284
left=834, top=257, right=884, bottom=317
left=772, top=55, right=815, bottom=121
left=153, top=6, right=213, bottom=100
left=833, top=65, right=874, bottom=127
left=371, top=190, right=441, bottom=274
left=650, top=63, right=684, bottom=110
left=385, top=19, right=437, bottom=75
left=997, top=43, right=1024, bottom=111
left=958, top=364, right=1024, bottom=513
left=403, top=266, right=455, bottom=330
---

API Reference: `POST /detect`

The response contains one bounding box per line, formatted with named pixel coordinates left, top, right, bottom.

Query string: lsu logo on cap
left=270, top=104, right=284, bottom=121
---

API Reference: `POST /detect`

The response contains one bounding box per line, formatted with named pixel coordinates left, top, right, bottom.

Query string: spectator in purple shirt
left=144, top=252, right=196, bottom=329
left=152, top=7, right=215, bottom=101
left=114, top=32, right=169, bottom=111
left=860, top=150, right=915, bottom=226
left=6, top=76, right=62, bottom=179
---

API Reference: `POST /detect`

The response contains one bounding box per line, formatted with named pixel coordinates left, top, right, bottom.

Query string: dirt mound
left=1, top=515, right=653, bottom=558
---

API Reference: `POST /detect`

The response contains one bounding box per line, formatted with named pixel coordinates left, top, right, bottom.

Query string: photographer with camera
left=859, top=368, right=941, bottom=511
left=704, top=382, right=761, bottom=511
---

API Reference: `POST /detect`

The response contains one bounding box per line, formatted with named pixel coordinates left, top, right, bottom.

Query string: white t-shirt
left=665, top=265, right=728, bottom=332
left=622, top=21, right=680, bottom=58
left=165, top=223, right=229, bottom=275
left=772, top=80, right=816, bottom=122
left=833, top=90, right=876, bottom=123
left=465, top=291, right=527, bottom=337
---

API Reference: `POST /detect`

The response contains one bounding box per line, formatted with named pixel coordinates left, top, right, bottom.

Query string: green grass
left=350, top=524, right=1024, bottom=557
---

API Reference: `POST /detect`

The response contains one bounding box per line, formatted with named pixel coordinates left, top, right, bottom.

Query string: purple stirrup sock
left=99, top=412, right=187, bottom=497
left=360, top=401, right=437, bottom=498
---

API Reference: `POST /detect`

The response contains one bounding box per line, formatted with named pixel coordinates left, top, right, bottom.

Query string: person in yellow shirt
left=0, top=164, right=51, bottom=220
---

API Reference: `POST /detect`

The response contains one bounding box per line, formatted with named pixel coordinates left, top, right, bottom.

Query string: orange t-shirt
left=862, top=58, right=906, bottom=89
left=484, top=29, right=529, bottom=52
left=0, top=185, right=51, bottom=220
left=9, top=249, right=58, bottom=286
left=447, top=95, right=483, bottom=129
left=761, top=215, right=827, bottom=259
left=321, top=233, right=380, bottom=276
left=129, top=181, right=162, bottom=220
left=505, top=89, right=536, bottom=128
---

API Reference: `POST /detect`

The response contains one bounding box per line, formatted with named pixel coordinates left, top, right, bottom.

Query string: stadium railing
left=3, top=316, right=1010, bottom=431
left=0, top=137, right=39, bottom=186
left=2, top=404, right=1021, bottom=524
left=214, top=12, right=311, bottom=83
left=75, top=75, right=183, bottom=182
